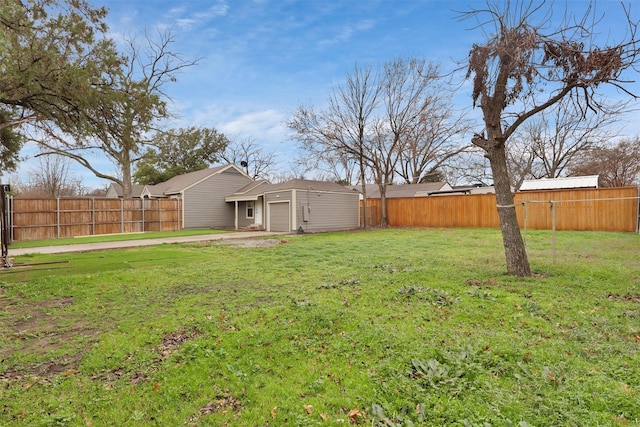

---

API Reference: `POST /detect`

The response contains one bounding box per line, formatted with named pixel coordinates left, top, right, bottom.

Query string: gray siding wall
left=295, top=190, right=359, bottom=232
left=265, top=190, right=293, bottom=232
left=183, top=169, right=253, bottom=229
left=236, top=201, right=257, bottom=228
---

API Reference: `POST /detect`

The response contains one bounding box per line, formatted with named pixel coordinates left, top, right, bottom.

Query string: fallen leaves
left=198, top=395, right=242, bottom=416
left=349, top=408, right=364, bottom=424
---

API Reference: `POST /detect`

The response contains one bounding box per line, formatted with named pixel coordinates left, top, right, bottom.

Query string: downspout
left=292, top=190, right=297, bottom=232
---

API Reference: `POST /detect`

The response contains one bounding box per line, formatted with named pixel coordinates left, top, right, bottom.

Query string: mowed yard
left=0, top=228, right=639, bottom=426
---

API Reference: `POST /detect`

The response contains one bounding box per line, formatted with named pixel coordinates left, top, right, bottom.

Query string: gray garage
left=226, top=179, right=360, bottom=233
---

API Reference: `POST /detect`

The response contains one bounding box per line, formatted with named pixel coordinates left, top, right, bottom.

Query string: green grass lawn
left=9, top=229, right=227, bottom=249
left=0, top=228, right=638, bottom=426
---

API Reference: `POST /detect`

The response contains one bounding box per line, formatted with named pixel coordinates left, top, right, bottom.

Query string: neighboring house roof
left=362, top=182, right=452, bottom=198
left=106, top=183, right=146, bottom=198
left=225, top=179, right=358, bottom=202
left=449, top=185, right=496, bottom=195
left=145, top=164, right=250, bottom=197
left=519, top=175, right=599, bottom=191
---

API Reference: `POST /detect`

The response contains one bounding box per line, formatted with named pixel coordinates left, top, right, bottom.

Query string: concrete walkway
left=8, top=231, right=280, bottom=257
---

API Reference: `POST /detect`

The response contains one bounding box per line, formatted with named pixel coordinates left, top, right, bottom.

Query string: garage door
left=269, top=202, right=290, bottom=232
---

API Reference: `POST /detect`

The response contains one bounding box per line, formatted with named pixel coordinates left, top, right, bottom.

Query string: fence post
left=522, top=201, right=527, bottom=245
left=178, top=197, right=182, bottom=230
left=56, top=197, right=60, bottom=239
left=121, top=198, right=124, bottom=234
left=9, top=196, right=13, bottom=242
left=92, top=198, right=95, bottom=236
left=551, top=201, right=556, bottom=265
left=142, top=198, right=145, bottom=232
left=158, top=200, right=162, bottom=231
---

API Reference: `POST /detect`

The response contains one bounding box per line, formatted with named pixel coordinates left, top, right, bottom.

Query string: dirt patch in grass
left=95, top=328, right=201, bottom=386
left=1, top=297, right=102, bottom=380
left=188, top=389, right=243, bottom=423
left=606, top=293, right=640, bottom=303
left=157, top=329, right=199, bottom=359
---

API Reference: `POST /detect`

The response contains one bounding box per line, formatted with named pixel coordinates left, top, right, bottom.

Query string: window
left=246, top=201, right=254, bottom=219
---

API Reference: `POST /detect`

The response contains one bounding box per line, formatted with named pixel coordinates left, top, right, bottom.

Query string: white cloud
left=318, top=19, right=376, bottom=47
left=218, top=109, right=289, bottom=145
left=174, top=1, right=229, bottom=30
left=196, top=3, right=230, bottom=19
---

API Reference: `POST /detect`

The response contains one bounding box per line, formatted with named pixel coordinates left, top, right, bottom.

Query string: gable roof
left=224, top=180, right=270, bottom=201
left=519, top=175, right=599, bottom=191
left=106, top=183, right=146, bottom=198
left=145, top=164, right=249, bottom=197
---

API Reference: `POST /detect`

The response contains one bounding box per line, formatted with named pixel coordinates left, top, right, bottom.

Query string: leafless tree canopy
left=569, top=138, right=640, bottom=187
left=221, top=137, right=278, bottom=180
left=289, top=58, right=469, bottom=226
left=507, top=97, right=619, bottom=189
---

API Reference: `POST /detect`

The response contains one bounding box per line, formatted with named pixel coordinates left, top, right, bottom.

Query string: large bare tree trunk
left=486, top=143, right=531, bottom=277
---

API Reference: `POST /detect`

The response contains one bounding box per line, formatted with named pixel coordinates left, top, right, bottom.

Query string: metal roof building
left=519, top=175, right=599, bottom=191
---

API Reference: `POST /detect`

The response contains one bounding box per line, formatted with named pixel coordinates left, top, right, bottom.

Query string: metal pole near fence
left=550, top=201, right=556, bottom=265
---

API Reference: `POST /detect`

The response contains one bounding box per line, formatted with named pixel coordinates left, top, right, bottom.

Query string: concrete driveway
left=8, top=231, right=280, bottom=257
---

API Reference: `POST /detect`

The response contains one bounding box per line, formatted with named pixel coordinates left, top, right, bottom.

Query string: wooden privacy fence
left=364, top=187, right=639, bottom=232
left=9, top=198, right=182, bottom=242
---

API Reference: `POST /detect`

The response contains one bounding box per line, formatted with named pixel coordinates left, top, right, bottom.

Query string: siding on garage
left=294, top=189, right=359, bottom=232
left=265, top=190, right=293, bottom=232
left=268, top=201, right=290, bottom=232
left=183, top=168, right=253, bottom=229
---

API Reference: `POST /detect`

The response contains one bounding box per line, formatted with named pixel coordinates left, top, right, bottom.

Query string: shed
left=519, top=175, right=599, bottom=191
left=226, top=179, right=360, bottom=233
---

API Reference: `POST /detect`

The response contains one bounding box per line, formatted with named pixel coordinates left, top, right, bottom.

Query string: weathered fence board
left=9, top=198, right=182, bottom=241
left=364, top=187, right=639, bottom=232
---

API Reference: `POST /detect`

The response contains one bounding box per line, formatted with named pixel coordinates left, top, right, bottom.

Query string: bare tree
left=442, top=148, right=494, bottom=187
left=395, top=89, right=471, bottom=185
left=569, top=138, right=640, bottom=187
left=508, top=97, right=619, bottom=190
left=370, top=58, right=447, bottom=225
left=220, top=137, right=277, bottom=180
left=505, top=134, right=537, bottom=190
left=33, top=30, right=199, bottom=197
left=292, top=147, right=359, bottom=185
left=290, top=58, right=467, bottom=226
left=288, top=63, right=381, bottom=229
left=20, top=155, right=82, bottom=197
left=463, top=1, right=640, bottom=276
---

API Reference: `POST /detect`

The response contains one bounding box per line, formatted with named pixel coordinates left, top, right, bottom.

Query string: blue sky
left=102, top=0, right=477, bottom=169
left=12, top=0, right=640, bottom=188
